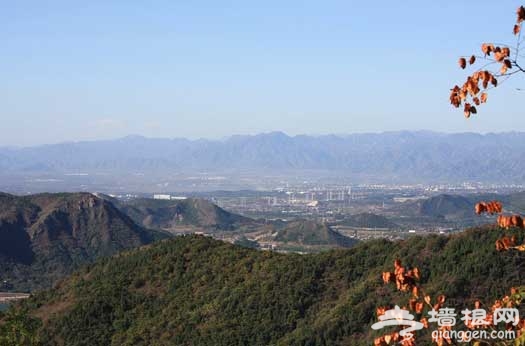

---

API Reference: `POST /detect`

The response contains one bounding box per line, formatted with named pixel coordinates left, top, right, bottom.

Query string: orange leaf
left=481, top=43, right=494, bottom=56
left=491, top=76, right=498, bottom=87
left=473, top=97, right=480, bottom=106
left=415, top=302, right=424, bottom=314
left=501, top=64, right=508, bottom=75
left=480, top=92, right=488, bottom=103
left=514, top=24, right=521, bottom=35
left=413, top=267, right=420, bottom=280
left=504, top=59, right=512, bottom=68
left=409, top=299, right=417, bottom=311
left=470, top=106, right=477, bottom=114
left=481, top=70, right=491, bottom=82
left=464, top=103, right=471, bottom=118
left=424, top=295, right=431, bottom=305
left=469, top=55, right=476, bottom=65
left=518, top=6, right=525, bottom=23
left=458, top=57, right=467, bottom=69
left=412, top=286, right=419, bottom=298
left=513, top=244, right=525, bottom=251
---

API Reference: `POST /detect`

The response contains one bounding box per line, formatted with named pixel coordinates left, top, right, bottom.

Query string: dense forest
left=2, top=225, right=525, bottom=345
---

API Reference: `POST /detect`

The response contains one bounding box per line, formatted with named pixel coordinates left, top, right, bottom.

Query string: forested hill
left=111, top=197, right=252, bottom=231
left=274, top=219, right=357, bottom=247
left=8, top=226, right=525, bottom=345
left=0, top=193, right=167, bottom=291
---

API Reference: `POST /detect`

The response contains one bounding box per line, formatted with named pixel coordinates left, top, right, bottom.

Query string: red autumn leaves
left=374, top=332, right=416, bottom=346
left=475, top=200, right=503, bottom=215
left=474, top=200, right=524, bottom=229
left=495, top=235, right=518, bottom=251
left=377, top=261, right=525, bottom=345
left=497, top=215, right=525, bottom=230
left=376, top=260, right=446, bottom=346
left=474, top=200, right=525, bottom=250
left=450, top=66, right=499, bottom=118
left=461, top=288, right=525, bottom=331
left=382, top=259, right=420, bottom=293
left=450, top=6, right=525, bottom=117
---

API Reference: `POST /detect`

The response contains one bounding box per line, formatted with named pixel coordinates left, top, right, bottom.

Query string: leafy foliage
left=374, top=200, right=525, bottom=344
left=0, top=309, right=41, bottom=346
left=450, top=6, right=525, bottom=116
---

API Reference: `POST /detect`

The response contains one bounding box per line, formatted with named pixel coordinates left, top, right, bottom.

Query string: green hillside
left=274, top=220, right=357, bottom=248
left=418, top=194, right=475, bottom=219
left=114, top=197, right=251, bottom=232
left=5, top=226, right=525, bottom=345
left=341, top=212, right=399, bottom=229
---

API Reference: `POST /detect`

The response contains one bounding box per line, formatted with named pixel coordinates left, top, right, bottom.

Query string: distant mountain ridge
left=2, top=131, right=525, bottom=182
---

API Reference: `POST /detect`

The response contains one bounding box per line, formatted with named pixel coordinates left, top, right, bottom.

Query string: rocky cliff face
left=0, top=193, right=165, bottom=291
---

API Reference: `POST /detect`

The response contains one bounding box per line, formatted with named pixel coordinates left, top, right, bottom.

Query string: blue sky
left=2, top=0, right=524, bottom=146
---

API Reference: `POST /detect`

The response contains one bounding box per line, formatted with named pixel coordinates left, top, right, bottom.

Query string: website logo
left=371, top=305, right=424, bottom=339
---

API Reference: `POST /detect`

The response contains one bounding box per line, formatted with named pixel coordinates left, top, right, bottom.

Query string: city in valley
left=4, top=167, right=525, bottom=251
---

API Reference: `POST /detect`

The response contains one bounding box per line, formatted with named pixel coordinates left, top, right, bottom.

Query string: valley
left=2, top=188, right=524, bottom=293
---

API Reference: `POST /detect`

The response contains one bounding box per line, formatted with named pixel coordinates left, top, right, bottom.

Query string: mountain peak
left=0, top=192, right=165, bottom=291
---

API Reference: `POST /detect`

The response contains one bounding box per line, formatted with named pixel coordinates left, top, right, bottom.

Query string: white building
left=153, top=194, right=171, bottom=200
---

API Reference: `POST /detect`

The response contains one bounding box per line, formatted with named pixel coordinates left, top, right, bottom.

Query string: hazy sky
left=2, top=0, right=524, bottom=146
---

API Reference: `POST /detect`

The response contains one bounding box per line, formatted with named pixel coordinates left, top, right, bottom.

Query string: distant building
left=153, top=194, right=187, bottom=200
left=153, top=194, right=171, bottom=200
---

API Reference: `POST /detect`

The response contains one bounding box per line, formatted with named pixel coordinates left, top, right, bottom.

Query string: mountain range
left=2, top=131, right=525, bottom=183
